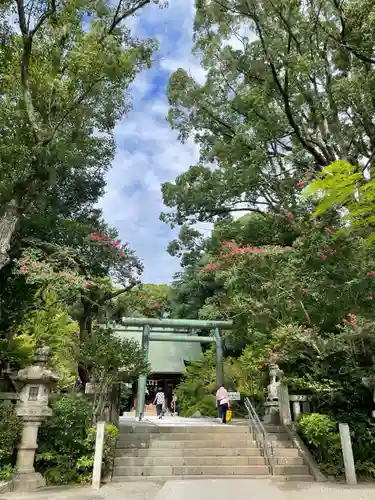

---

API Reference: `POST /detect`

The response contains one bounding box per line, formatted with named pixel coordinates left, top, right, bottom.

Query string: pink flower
left=324, top=227, right=332, bottom=233
left=83, top=281, right=90, bottom=287
left=120, top=249, right=125, bottom=255
left=321, top=255, right=327, bottom=261
left=287, top=212, right=293, bottom=218
left=296, top=180, right=304, bottom=189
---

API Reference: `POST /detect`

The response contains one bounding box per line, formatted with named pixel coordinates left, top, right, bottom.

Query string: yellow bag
left=226, top=409, right=232, bottom=422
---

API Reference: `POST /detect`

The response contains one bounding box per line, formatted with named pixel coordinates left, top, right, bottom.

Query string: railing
left=244, top=397, right=274, bottom=475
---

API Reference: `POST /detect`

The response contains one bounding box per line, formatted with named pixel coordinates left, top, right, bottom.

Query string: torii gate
left=118, top=317, right=234, bottom=420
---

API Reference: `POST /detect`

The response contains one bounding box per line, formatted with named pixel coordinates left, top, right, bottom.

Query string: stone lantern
left=13, top=347, right=59, bottom=492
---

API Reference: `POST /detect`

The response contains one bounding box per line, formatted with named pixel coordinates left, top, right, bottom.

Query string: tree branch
left=239, top=0, right=328, bottom=168
left=99, top=282, right=138, bottom=304
left=16, top=0, right=41, bottom=141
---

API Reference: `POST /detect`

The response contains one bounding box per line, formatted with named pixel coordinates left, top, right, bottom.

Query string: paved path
left=119, top=415, right=224, bottom=427
left=2, top=479, right=375, bottom=500
left=0, top=482, right=162, bottom=500
left=154, top=480, right=375, bottom=500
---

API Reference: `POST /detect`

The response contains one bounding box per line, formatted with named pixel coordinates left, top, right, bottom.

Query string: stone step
left=265, top=427, right=289, bottom=434
left=115, top=446, right=299, bottom=458
left=115, top=447, right=261, bottom=458
left=273, top=465, right=310, bottom=475
left=119, top=426, right=254, bottom=435
left=116, top=439, right=259, bottom=449
left=116, top=439, right=295, bottom=450
left=114, top=455, right=304, bottom=467
left=272, top=447, right=299, bottom=457
left=111, top=474, right=314, bottom=483
left=118, top=432, right=254, bottom=442
left=117, top=432, right=290, bottom=442
left=113, top=465, right=271, bottom=477
left=114, top=455, right=268, bottom=467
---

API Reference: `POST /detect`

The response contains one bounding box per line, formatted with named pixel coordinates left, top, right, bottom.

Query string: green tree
left=0, top=0, right=159, bottom=269
left=112, top=283, right=173, bottom=320
left=9, top=288, right=79, bottom=386
left=80, top=327, right=149, bottom=422
left=162, top=0, right=375, bottom=228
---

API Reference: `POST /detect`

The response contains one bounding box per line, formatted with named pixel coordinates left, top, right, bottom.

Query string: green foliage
left=9, top=288, right=78, bottom=385
left=113, top=283, right=173, bottom=320
left=306, top=160, right=375, bottom=244
left=176, top=348, right=267, bottom=417
left=36, top=394, right=119, bottom=485
left=80, top=327, right=149, bottom=421
left=298, top=413, right=375, bottom=478
left=0, top=0, right=158, bottom=269
left=0, top=402, right=22, bottom=480
left=176, top=350, right=217, bottom=417
left=163, top=0, right=375, bottom=228
left=298, top=414, right=343, bottom=476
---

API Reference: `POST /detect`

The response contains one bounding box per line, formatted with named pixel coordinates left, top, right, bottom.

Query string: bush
left=0, top=402, right=21, bottom=480
left=36, top=394, right=119, bottom=485
left=298, top=413, right=343, bottom=476
left=298, top=412, right=375, bottom=478
left=182, top=394, right=218, bottom=417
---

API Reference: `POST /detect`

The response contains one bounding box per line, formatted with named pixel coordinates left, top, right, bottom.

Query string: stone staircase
left=112, top=422, right=313, bottom=481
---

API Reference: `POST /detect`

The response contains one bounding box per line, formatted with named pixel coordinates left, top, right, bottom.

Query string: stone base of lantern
left=263, top=400, right=280, bottom=424
left=13, top=472, right=46, bottom=492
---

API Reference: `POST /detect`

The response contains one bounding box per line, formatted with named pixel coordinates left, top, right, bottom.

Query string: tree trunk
left=0, top=199, right=19, bottom=270
left=78, top=298, right=93, bottom=386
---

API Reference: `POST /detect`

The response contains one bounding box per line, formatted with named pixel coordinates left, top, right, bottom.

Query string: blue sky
left=98, top=1, right=205, bottom=284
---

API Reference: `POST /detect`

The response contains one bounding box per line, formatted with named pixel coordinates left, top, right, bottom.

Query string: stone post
left=13, top=347, right=59, bottom=492
left=92, top=421, right=105, bottom=490
left=292, top=400, right=301, bottom=420
left=289, top=395, right=311, bottom=421
left=339, top=423, right=357, bottom=485
left=278, top=383, right=292, bottom=426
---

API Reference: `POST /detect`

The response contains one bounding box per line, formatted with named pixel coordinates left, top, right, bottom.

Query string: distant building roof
left=112, top=325, right=203, bottom=375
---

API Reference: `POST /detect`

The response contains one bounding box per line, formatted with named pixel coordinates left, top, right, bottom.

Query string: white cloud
left=98, top=0, right=201, bottom=284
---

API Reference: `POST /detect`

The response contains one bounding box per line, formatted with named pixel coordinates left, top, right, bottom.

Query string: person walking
left=216, top=384, right=230, bottom=424
left=153, top=387, right=165, bottom=419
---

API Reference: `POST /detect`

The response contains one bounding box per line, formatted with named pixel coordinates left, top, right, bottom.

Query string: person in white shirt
left=216, top=384, right=230, bottom=424
left=153, top=387, right=165, bottom=419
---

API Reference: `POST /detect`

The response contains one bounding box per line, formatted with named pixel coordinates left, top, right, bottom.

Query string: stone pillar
left=292, top=401, right=301, bottom=421
left=214, top=327, right=224, bottom=388
left=16, top=421, right=41, bottom=474
left=278, top=383, right=292, bottom=426
left=13, top=347, right=59, bottom=492
left=302, top=401, right=311, bottom=414
left=136, top=324, right=150, bottom=420
left=289, top=395, right=311, bottom=421
left=339, top=423, right=357, bottom=485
